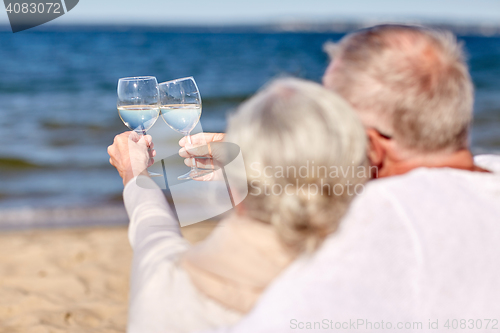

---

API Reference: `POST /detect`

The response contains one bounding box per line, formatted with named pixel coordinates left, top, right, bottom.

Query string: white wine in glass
left=159, top=77, right=211, bottom=180
left=160, top=104, right=201, bottom=134
left=117, top=76, right=160, bottom=177
left=117, top=105, right=159, bottom=133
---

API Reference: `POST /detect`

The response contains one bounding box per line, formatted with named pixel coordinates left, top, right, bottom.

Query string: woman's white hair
left=324, top=24, right=474, bottom=153
left=226, top=78, right=367, bottom=253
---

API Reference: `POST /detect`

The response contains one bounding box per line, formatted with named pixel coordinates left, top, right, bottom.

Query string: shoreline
left=0, top=205, right=129, bottom=232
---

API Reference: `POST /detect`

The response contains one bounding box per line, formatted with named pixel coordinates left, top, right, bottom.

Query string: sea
left=0, top=25, right=499, bottom=229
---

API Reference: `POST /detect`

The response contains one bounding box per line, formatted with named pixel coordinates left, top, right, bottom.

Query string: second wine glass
left=159, top=77, right=212, bottom=180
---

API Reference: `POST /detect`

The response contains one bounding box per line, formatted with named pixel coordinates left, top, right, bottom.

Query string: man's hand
left=108, top=131, right=156, bottom=186
left=179, top=133, right=226, bottom=169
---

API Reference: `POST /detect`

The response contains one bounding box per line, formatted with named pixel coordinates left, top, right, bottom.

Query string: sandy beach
left=0, top=222, right=217, bottom=333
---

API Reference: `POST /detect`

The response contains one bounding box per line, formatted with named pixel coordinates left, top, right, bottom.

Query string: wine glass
left=117, top=76, right=160, bottom=177
left=159, top=77, right=212, bottom=180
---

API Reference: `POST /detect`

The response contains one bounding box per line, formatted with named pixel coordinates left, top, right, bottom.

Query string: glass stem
left=139, top=128, right=153, bottom=169
left=140, top=127, right=150, bottom=149
left=187, top=134, right=197, bottom=173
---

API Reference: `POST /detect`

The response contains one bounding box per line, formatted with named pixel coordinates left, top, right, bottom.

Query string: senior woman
left=108, top=78, right=368, bottom=333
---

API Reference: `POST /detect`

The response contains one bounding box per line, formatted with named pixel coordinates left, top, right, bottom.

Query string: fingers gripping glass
left=117, top=76, right=161, bottom=177
left=159, top=77, right=213, bottom=180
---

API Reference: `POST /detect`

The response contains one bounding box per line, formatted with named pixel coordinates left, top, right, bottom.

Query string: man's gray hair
left=324, top=24, right=474, bottom=153
left=226, top=78, right=367, bottom=253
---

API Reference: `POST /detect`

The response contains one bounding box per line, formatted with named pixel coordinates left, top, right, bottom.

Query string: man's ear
left=366, top=128, right=387, bottom=169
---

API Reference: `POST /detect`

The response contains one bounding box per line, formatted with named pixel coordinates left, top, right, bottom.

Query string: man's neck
left=378, top=149, right=490, bottom=178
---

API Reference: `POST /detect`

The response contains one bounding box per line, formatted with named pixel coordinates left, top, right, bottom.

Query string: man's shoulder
left=363, top=154, right=500, bottom=196
left=474, top=153, right=500, bottom=173
left=345, top=157, right=500, bottom=226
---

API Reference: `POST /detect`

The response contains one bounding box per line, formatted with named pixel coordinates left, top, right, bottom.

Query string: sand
left=0, top=222, right=217, bottom=333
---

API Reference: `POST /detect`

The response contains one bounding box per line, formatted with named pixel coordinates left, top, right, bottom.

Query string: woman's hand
left=108, top=131, right=156, bottom=186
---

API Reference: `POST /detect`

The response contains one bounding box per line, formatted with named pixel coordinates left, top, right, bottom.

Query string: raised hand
left=178, top=133, right=225, bottom=169
left=177, top=133, right=225, bottom=181
left=108, top=131, right=156, bottom=185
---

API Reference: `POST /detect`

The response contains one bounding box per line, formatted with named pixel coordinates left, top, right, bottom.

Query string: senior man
left=181, top=25, right=500, bottom=332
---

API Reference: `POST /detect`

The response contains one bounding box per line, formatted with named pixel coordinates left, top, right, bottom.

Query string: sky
left=1, top=0, right=500, bottom=25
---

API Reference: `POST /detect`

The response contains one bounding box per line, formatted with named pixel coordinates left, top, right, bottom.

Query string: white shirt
left=205, top=155, right=500, bottom=333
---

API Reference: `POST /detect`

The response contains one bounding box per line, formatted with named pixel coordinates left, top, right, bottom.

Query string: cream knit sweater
left=124, top=176, right=294, bottom=333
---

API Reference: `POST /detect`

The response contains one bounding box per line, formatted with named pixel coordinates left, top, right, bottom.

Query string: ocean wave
left=0, top=157, right=42, bottom=170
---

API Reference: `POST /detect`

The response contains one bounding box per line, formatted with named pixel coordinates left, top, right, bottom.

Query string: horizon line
left=1, top=19, right=500, bottom=36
